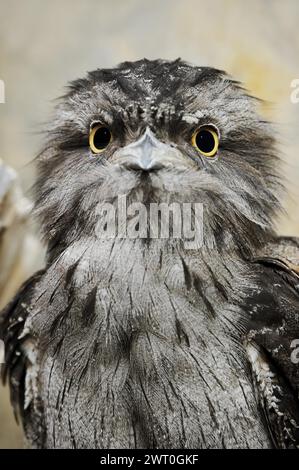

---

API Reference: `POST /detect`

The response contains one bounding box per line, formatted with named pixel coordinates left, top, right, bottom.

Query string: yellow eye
left=191, top=126, right=219, bottom=157
left=89, top=124, right=112, bottom=154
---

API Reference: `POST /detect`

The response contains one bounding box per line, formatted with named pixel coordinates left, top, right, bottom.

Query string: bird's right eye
left=89, top=124, right=112, bottom=154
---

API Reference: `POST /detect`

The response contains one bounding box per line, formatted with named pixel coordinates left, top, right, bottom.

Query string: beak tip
left=124, top=159, right=164, bottom=172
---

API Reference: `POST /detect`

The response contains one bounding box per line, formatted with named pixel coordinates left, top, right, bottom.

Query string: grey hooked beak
left=114, top=127, right=175, bottom=171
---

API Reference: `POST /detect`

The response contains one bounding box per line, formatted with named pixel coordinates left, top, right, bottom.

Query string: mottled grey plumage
left=1, top=59, right=299, bottom=449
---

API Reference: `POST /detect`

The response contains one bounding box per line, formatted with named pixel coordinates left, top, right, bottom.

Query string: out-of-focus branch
left=0, top=160, right=44, bottom=309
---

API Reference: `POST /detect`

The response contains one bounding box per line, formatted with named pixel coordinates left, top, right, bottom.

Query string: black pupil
left=195, top=130, right=216, bottom=154
left=93, top=126, right=111, bottom=149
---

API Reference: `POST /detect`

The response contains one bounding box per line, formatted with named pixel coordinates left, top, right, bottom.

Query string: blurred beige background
left=0, top=0, right=298, bottom=449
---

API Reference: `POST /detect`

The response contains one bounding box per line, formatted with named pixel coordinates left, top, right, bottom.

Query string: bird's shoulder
left=255, top=236, right=299, bottom=276
left=0, top=269, right=46, bottom=447
left=245, top=236, right=299, bottom=448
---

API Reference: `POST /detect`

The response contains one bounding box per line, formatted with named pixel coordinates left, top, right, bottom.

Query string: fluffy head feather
left=34, top=59, right=282, bottom=260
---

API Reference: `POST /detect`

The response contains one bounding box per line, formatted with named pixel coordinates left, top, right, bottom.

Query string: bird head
left=35, top=59, right=282, bottom=258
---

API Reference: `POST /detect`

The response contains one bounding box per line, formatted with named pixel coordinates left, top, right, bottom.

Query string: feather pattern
left=1, top=60, right=298, bottom=448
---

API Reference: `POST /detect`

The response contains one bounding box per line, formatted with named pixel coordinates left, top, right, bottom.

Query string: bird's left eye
left=89, top=124, right=112, bottom=154
left=191, top=126, right=219, bottom=158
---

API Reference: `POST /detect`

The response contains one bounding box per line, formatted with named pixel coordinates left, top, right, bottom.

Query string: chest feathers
left=25, top=239, right=271, bottom=448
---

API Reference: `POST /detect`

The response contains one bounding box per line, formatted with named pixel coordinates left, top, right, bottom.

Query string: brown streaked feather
left=0, top=269, right=45, bottom=445
left=247, top=236, right=299, bottom=448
